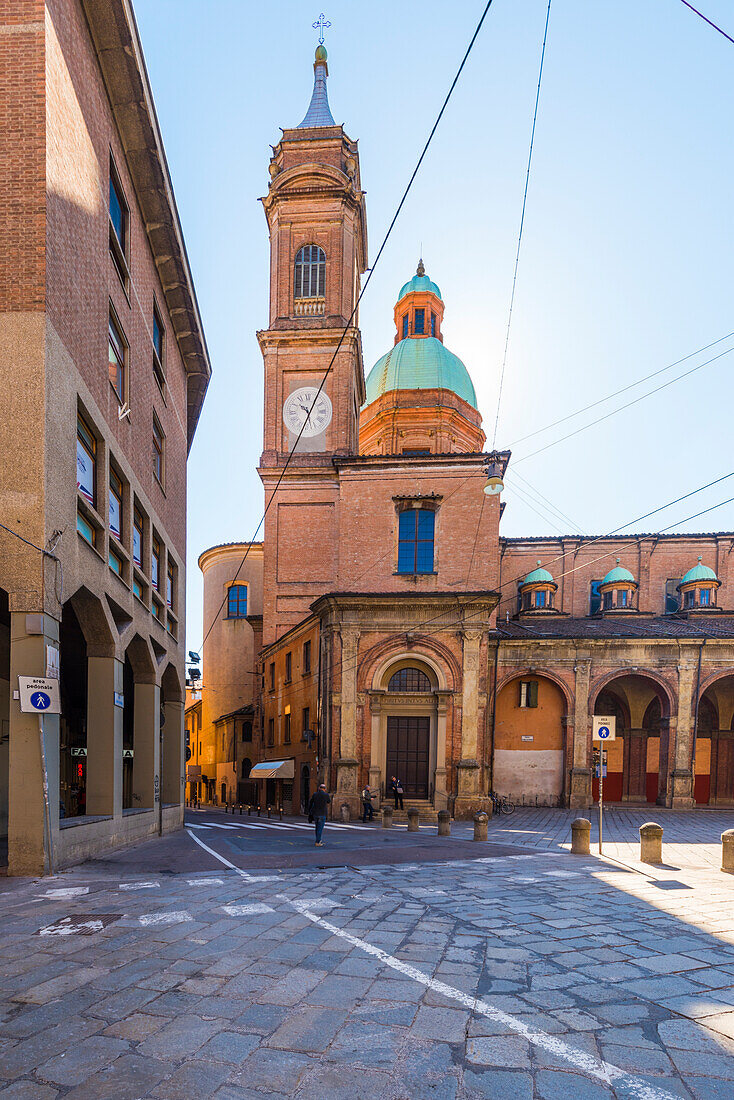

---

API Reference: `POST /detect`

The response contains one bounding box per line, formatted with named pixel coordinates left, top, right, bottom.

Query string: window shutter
left=528, top=681, right=538, bottom=708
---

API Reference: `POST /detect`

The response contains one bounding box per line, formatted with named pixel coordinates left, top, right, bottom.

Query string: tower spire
left=297, top=42, right=335, bottom=129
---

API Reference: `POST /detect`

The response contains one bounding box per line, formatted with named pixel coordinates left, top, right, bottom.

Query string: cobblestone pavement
left=1, top=812, right=734, bottom=1098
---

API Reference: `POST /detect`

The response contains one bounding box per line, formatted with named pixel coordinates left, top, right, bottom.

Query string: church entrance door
left=386, top=716, right=429, bottom=798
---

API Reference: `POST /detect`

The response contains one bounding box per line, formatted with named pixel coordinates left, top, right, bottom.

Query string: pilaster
left=570, top=655, right=591, bottom=808
left=672, top=647, right=698, bottom=807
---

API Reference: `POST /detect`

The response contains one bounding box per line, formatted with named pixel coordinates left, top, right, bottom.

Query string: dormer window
left=518, top=561, right=557, bottom=613
left=599, top=559, right=637, bottom=612
left=294, top=245, right=325, bottom=299
left=677, top=558, right=720, bottom=611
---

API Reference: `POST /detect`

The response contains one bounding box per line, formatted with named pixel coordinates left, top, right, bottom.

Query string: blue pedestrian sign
left=18, top=676, right=61, bottom=714
left=592, top=715, right=616, bottom=742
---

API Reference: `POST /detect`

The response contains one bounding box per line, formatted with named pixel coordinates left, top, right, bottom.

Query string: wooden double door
left=386, top=715, right=430, bottom=798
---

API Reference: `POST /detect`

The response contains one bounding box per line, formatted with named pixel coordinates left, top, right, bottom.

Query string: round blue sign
left=31, top=691, right=51, bottom=710
left=597, top=725, right=610, bottom=739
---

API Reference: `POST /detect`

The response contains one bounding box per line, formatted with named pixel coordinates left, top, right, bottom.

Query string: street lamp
left=483, top=452, right=504, bottom=496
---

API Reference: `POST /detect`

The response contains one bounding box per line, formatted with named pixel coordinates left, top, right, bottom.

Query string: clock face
left=282, top=387, right=333, bottom=438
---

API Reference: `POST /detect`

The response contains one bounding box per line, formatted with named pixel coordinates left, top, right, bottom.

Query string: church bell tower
left=257, top=42, right=368, bottom=642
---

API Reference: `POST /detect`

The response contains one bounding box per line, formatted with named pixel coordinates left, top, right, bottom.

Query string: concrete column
left=132, top=682, right=159, bottom=810
left=672, top=650, right=697, bottom=807
left=162, top=697, right=183, bottom=807
left=570, top=656, right=591, bottom=808
left=86, top=656, right=123, bottom=817
left=8, top=613, right=60, bottom=876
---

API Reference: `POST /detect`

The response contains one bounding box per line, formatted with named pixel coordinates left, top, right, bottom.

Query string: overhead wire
left=194, top=0, right=498, bottom=658
left=679, top=0, right=734, bottom=45
left=491, top=0, right=552, bottom=448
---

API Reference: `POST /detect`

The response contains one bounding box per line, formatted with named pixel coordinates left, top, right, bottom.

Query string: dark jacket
left=308, top=790, right=332, bottom=818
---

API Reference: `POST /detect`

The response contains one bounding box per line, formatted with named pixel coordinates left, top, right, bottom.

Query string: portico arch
left=695, top=673, right=734, bottom=805
left=590, top=672, right=672, bottom=804
left=494, top=673, right=569, bottom=805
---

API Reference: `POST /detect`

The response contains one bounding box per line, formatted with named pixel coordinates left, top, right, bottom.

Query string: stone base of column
left=368, top=765, right=382, bottom=809
left=334, top=757, right=360, bottom=818
left=670, top=768, right=694, bottom=808
left=433, top=767, right=449, bottom=811
left=454, top=759, right=489, bottom=819
left=569, top=767, right=591, bottom=809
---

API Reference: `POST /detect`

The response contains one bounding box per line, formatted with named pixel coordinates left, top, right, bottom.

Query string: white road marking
left=222, top=903, right=273, bottom=916
left=292, top=898, right=342, bottom=910
left=544, top=870, right=581, bottom=877
left=187, top=877, right=224, bottom=886
left=37, top=887, right=89, bottom=898
left=284, top=898, right=681, bottom=1100
left=186, top=827, right=261, bottom=881
left=138, top=910, right=191, bottom=926
left=119, top=881, right=160, bottom=891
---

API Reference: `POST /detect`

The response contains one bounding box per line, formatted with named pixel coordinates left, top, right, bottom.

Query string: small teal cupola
left=599, top=558, right=637, bottom=612
left=518, top=561, right=558, bottom=612
left=677, top=556, right=720, bottom=610
left=298, top=44, right=336, bottom=129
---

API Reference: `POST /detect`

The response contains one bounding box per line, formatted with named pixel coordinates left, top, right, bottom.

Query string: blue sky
left=133, top=0, right=734, bottom=650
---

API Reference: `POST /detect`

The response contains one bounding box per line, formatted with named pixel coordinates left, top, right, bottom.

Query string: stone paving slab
left=1, top=810, right=734, bottom=1096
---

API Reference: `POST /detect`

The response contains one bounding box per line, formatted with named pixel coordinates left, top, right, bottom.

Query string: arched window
left=388, top=667, right=432, bottom=692
left=241, top=757, right=252, bottom=779
left=397, top=508, right=435, bottom=574
left=227, top=585, right=247, bottom=618
left=294, top=245, right=326, bottom=299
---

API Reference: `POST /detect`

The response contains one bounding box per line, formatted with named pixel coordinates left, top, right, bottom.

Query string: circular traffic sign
left=597, top=725, right=611, bottom=739
left=31, top=691, right=51, bottom=710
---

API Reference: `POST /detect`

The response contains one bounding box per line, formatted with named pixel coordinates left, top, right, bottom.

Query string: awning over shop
left=248, top=760, right=295, bottom=780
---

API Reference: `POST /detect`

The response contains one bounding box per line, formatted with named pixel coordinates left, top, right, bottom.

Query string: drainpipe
left=690, top=637, right=706, bottom=800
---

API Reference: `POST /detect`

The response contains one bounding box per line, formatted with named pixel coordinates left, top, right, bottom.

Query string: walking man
left=390, top=775, right=404, bottom=810
left=361, top=783, right=374, bottom=822
left=308, top=783, right=332, bottom=846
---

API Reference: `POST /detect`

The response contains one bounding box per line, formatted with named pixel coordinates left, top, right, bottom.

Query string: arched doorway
left=494, top=674, right=568, bottom=805
left=696, top=677, right=734, bottom=804
left=592, top=675, right=670, bottom=804
left=301, top=764, right=311, bottom=814
left=384, top=664, right=435, bottom=799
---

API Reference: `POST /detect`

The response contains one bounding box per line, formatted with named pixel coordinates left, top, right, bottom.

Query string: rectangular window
left=227, top=585, right=247, bottom=618
left=303, top=639, right=311, bottom=674
left=153, top=304, right=165, bottom=390
left=700, top=588, right=711, bottom=606
left=402, top=313, right=409, bottom=339
left=108, top=310, right=126, bottom=401
left=269, top=662, right=275, bottom=692
left=302, top=706, right=310, bottom=736
left=109, top=162, right=127, bottom=255
left=132, top=577, right=143, bottom=601
left=133, top=506, right=144, bottom=569
left=665, top=579, right=681, bottom=613
left=413, top=308, right=425, bottom=335
left=153, top=415, right=165, bottom=485
left=589, top=580, right=602, bottom=615
left=151, top=536, right=161, bottom=591
left=76, top=414, right=96, bottom=506
left=284, top=710, right=291, bottom=744
left=430, top=311, right=436, bottom=336
left=109, top=467, right=123, bottom=540
left=603, top=590, right=613, bottom=610
left=76, top=510, right=95, bottom=547
left=152, top=597, right=163, bottom=621
left=535, top=590, right=546, bottom=608
left=242, top=721, right=252, bottom=743
left=684, top=589, right=695, bottom=609
left=268, top=718, right=274, bottom=746
left=397, top=507, right=435, bottom=574
left=285, top=652, right=292, bottom=682
left=618, top=589, right=629, bottom=608
left=519, top=680, right=538, bottom=708
left=166, top=561, right=174, bottom=608
left=109, top=546, right=123, bottom=576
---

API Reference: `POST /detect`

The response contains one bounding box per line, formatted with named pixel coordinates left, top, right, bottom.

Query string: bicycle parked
left=490, top=791, right=515, bottom=815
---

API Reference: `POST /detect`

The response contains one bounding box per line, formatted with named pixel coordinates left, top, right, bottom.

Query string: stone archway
left=494, top=674, right=568, bottom=806
left=591, top=674, right=671, bottom=804
left=696, top=675, right=734, bottom=805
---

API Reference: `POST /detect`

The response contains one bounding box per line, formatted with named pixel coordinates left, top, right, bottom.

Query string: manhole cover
left=36, top=913, right=121, bottom=936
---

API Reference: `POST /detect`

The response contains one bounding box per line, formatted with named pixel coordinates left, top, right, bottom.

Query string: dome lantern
left=677, top=556, right=720, bottom=611
left=599, top=558, right=638, bottom=612
left=518, top=560, right=558, bottom=612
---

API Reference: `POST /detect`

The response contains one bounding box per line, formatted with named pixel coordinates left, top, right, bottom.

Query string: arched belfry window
left=294, top=245, right=326, bottom=299
left=388, top=667, right=432, bottom=692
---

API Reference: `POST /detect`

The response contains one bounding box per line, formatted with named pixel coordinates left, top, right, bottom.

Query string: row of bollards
left=377, top=806, right=489, bottom=840
left=572, top=818, right=734, bottom=873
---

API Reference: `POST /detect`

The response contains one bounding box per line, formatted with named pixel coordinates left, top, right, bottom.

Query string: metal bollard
left=722, top=830, right=734, bottom=874
left=239, top=803, right=243, bottom=816
left=639, top=822, right=663, bottom=865
left=340, top=803, right=350, bottom=823
left=473, top=812, right=488, bottom=842
left=382, top=806, right=393, bottom=829
left=279, top=806, right=283, bottom=821
left=257, top=805, right=261, bottom=817
left=407, top=807, right=420, bottom=832
left=571, top=818, right=591, bottom=855
left=437, top=809, right=451, bottom=837
left=267, top=805, right=271, bottom=819
left=247, top=804, right=251, bottom=816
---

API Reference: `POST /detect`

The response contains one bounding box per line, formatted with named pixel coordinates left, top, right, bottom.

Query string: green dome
left=364, top=337, right=477, bottom=409
left=602, top=559, right=635, bottom=586
left=681, top=557, right=718, bottom=585
left=397, top=274, right=442, bottom=303
left=521, top=562, right=555, bottom=587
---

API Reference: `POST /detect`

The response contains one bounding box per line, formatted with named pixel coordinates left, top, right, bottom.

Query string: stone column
left=367, top=689, right=384, bottom=805
left=570, top=656, right=591, bottom=808
left=672, top=648, right=697, bottom=807
left=335, top=627, right=360, bottom=814
left=86, top=656, right=123, bottom=817
left=132, top=682, right=159, bottom=811
left=162, top=697, right=184, bottom=812
left=8, top=612, right=60, bottom=876
left=455, top=629, right=485, bottom=817
left=434, top=690, right=451, bottom=810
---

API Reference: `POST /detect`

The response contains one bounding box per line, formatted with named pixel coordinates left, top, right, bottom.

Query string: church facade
left=192, top=45, right=734, bottom=818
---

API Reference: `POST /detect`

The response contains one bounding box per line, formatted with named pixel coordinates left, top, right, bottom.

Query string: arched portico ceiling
left=124, top=632, right=156, bottom=682
left=589, top=669, right=675, bottom=721
left=161, top=662, right=184, bottom=703
left=67, top=585, right=115, bottom=656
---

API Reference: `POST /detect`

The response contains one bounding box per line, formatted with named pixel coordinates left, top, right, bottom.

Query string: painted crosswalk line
left=137, top=910, right=192, bottom=926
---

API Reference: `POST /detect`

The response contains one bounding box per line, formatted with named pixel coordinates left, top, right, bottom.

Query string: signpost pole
left=38, top=716, right=55, bottom=876
left=598, top=755, right=603, bottom=856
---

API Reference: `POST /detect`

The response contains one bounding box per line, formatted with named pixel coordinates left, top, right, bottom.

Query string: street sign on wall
left=18, top=676, right=61, bottom=714
left=592, top=715, right=616, bottom=741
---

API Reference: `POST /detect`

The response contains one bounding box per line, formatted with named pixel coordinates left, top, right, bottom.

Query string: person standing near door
left=361, top=784, right=374, bottom=822
left=308, top=783, right=332, bottom=846
left=390, top=776, right=404, bottom=810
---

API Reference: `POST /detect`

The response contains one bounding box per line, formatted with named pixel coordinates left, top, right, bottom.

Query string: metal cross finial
left=313, top=12, right=331, bottom=44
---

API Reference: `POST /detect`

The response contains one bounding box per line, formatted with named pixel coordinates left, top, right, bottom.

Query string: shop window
left=519, top=680, right=538, bottom=708
left=109, top=466, right=123, bottom=540
left=397, top=508, right=434, bottom=574
left=303, top=639, right=311, bottom=674
left=76, top=414, right=96, bottom=506
left=153, top=303, right=165, bottom=390
left=294, top=244, right=325, bottom=299
left=108, top=309, right=127, bottom=402
left=388, top=667, right=431, bottom=692
left=227, top=584, right=247, bottom=618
